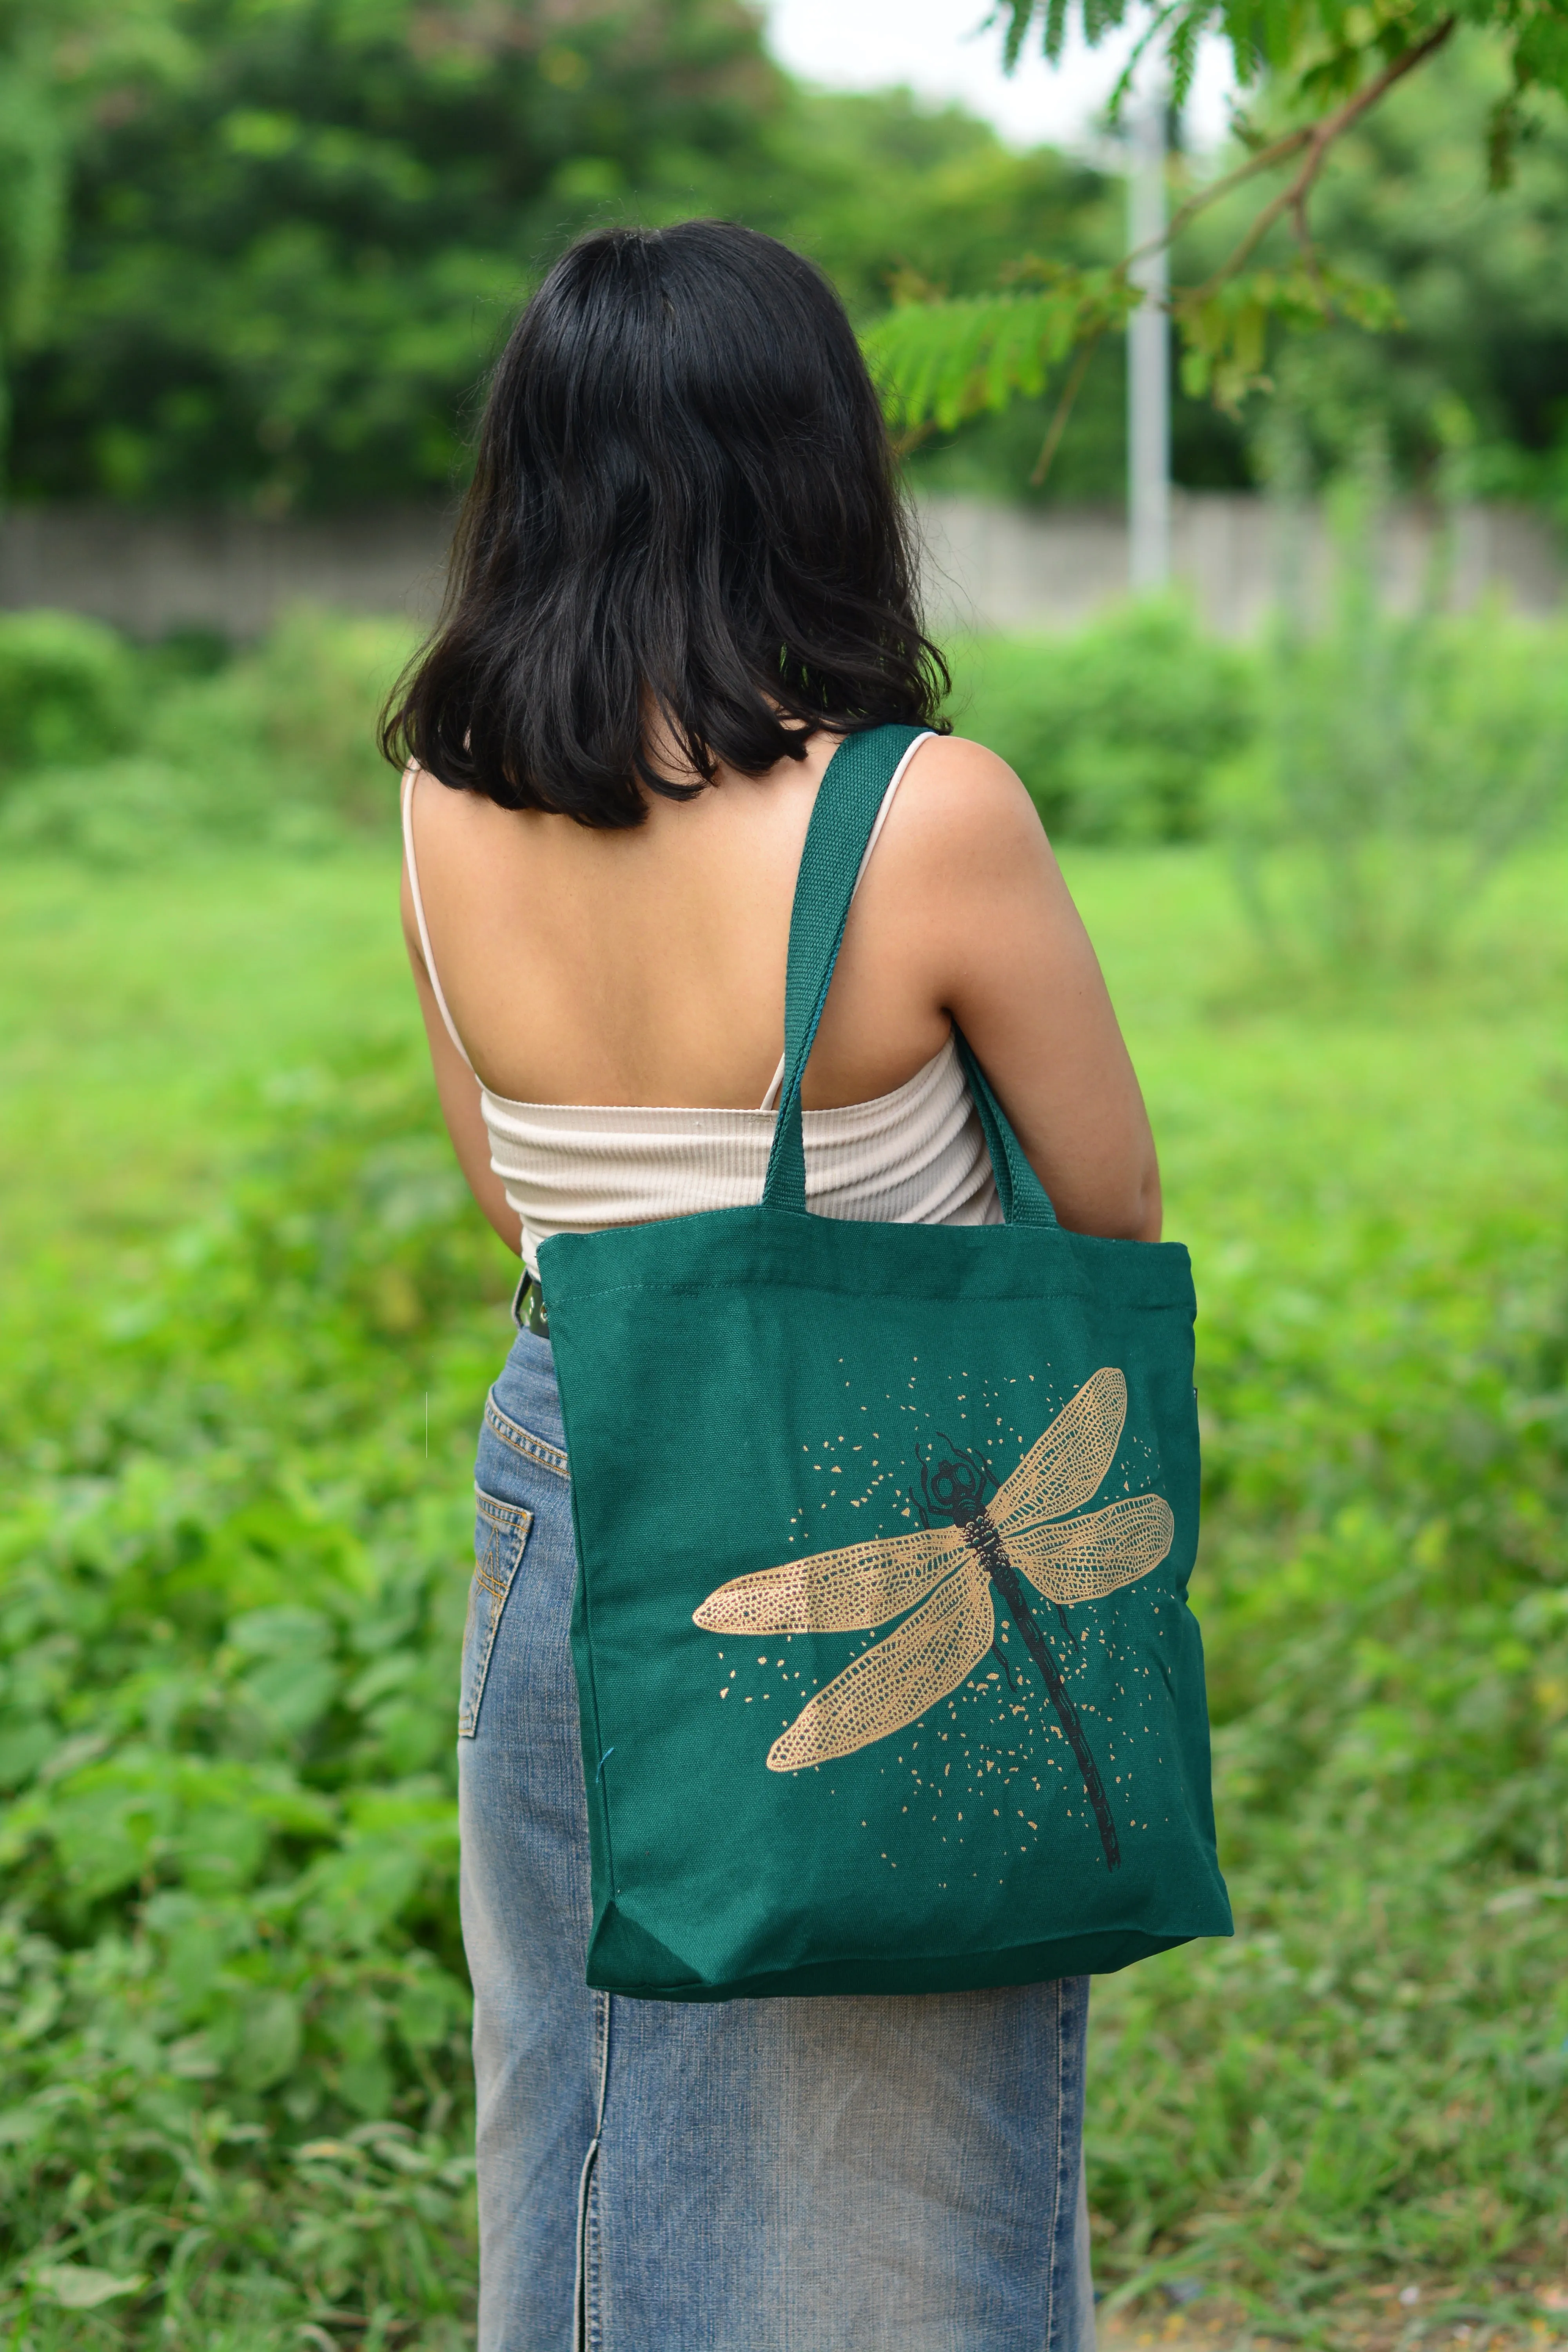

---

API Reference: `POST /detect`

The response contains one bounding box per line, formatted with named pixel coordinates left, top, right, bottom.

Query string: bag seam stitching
left=547, top=1277, right=1127, bottom=1307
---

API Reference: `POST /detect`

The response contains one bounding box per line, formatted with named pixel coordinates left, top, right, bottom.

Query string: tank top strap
left=757, top=731, right=928, bottom=1111
left=401, top=763, right=477, bottom=1076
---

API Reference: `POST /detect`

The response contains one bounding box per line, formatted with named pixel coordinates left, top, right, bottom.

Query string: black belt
left=511, top=1270, right=550, bottom=1338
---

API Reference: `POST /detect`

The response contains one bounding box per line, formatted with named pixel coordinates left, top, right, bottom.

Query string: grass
left=0, top=835, right=1564, bottom=2347
left=0, top=850, right=424, bottom=1278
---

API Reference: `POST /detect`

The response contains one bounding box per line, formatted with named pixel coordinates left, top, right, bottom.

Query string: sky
left=762, top=0, right=1238, bottom=155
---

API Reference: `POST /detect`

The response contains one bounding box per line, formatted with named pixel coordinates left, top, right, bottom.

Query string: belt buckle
left=510, top=1270, right=550, bottom=1338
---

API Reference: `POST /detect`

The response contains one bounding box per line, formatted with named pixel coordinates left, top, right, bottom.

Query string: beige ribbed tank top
left=401, top=739, right=1000, bottom=1274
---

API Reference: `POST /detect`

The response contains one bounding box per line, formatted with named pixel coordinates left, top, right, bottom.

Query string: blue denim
left=460, top=1325, right=1097, bottom=2352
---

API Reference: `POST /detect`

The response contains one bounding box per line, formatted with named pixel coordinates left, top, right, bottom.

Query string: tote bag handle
left=760, top=725, right=1060, bottom=1231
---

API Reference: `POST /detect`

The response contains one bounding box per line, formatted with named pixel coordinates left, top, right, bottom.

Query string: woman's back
left=403, top=724, right=1161, bottom=1255
left=404, top=722, right=944, bottom=1111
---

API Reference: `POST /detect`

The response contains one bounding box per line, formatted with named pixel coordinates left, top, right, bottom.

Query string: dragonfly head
left=916, top=1441, right=993, bottom=1528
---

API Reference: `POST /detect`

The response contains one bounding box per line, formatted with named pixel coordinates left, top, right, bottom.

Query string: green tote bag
left=540, top=723, right=1232, bottom=2001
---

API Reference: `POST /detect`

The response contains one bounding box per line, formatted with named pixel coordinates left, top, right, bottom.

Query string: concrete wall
left=0, top=492, right=1561, bottom=641
left=918, top=493, right=1566, bottom=636
left=0, top=503, right=456, bottom=640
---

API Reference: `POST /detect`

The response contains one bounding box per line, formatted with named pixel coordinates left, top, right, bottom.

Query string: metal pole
left=1127, top=79, right=1171, bottom=593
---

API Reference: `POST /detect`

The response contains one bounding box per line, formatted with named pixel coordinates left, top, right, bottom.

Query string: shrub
left=0, top=612, right=137, bottom=787
left=0, top=1045, right=508, bottom=2345
left=0, top=756, right=347, bottom=868
left=947, top=601, right=1257, bottom=842
left=0, top=607, right=415, bottom=862
left=1223, top=487, right=1568, bottom=975
left=250, top=609, right=416, bottom=827
left=141, top=609, right=414, bottom=833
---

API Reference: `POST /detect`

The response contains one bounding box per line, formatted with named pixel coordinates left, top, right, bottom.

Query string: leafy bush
left=0, top=756, right=343, bottom=869
left=0, top=613, right=137, bottom=786
left=1223, top=490, right=1568, bottom=975
left=1090, top=1202, right=1568, bottom=2317
left=0, top=599, right=1259, bottom=859
left=947, top=602, right=1257, bottom=842
left=142, top=610, right=414, bottom=832
left=0, top=1046, right=512, bottom=2345
left=0, top=609, right=413, bottom=866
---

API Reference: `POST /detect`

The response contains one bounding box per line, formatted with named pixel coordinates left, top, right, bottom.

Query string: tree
left=10, top=0, right=1568, bottom=511
left=867, top=0, right=1568, bottom=480
left=1230, top=32, right=1568, bottom=498
left=8, top=0, right=780, bottom=510
left=0, top=1, right=189, bottom=485
left=5, top=2, right=1125, bottom=512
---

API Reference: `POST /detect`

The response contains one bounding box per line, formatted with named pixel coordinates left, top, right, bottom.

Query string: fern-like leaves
left=863, top=272, right=1136, bottom=438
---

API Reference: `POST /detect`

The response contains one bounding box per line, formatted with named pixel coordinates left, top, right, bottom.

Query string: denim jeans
left=459, top=1325, right=1097, bottom=2352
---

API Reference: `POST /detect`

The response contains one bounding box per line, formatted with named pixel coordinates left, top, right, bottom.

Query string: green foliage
left=1176, top=259, right=1403, bottom=412
left=761, top=98, right=1112, bottom=326
left=8, top=0, right=779, bottom=510
left=0, top=607, right=411, bottom=864
left=0, top=598, right=1257, bottom=859
left=1176, top=33, right=1568, bottom=490
left=948, top=603, right=1256, bottom=841
left=135, top=606, right=413, bottom=828
left=867, top=273, right=1136, bottom=441
left=992, top=0, right=1568, bottom=156
left=0, top=609, right=136, bottom=781
left=3, top=587, right=1562, bottom=910
left=0, top=1041, right=512, bottom=2344
left=10, top=0, right=1568, bottom=511
left=886, top=0, right=1568, bottom=493
left=0, top=17, right=67, bottom=391
left=1090, top=1195, right=1568, bottom=2310
left=873, top=22, right=1568, bottom=495
left=2, top=0, right=1159, bottom=511
left=0, top=0, right=197, bottom=461
left=1222, top=486, right=1568, bottom=970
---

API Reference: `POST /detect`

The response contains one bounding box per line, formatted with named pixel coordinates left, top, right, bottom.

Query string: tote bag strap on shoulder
left=760, top=723, right=1059, bottom=1232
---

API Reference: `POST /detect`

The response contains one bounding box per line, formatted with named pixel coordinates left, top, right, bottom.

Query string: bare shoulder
left=874, top=732, right=1056, bottom=891
left=904, top=730, right=1034, bottom=805
left=403, top=761, right=541, bottom=899
left=405, top=760, right=512, bottom=852
left=400, top=764, right=505, bottom=955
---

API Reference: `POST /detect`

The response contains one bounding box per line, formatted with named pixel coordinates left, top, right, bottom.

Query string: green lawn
left=0, top=840, right=1564, bottom=2347
left=0, top=850, right=422, bottom=1272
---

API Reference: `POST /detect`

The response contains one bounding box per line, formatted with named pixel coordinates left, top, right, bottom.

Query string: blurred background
left=0, top=1, right=1563, bottom=2345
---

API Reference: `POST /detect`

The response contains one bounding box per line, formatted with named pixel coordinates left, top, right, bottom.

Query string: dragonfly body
left=694, top=1367, right=1173, bottom=1873
left=953, top=1491, right=1122, bottom=1871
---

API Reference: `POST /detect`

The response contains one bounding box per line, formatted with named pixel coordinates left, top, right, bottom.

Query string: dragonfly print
left=693, top=1367, right=1173, bottom=1871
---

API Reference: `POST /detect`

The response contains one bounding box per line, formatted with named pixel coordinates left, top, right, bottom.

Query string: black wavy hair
left=381, top=219, right=949, bottom=827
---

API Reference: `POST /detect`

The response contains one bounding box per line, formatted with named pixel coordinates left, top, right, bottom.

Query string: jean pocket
left=459, top=1486, right=534, bottom=1739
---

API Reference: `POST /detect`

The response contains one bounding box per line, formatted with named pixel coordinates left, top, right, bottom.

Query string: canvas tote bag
left=541, top=723, right=1232, bottom=2000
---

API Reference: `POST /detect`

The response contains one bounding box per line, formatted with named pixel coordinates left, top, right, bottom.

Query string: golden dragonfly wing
left=992, top=1366, right=1128, bottom=1532
left=766, top=1559, right=994, bottom=1772
left=1008, top=1493, right=1174, bottom=1605
left=693, top=1522, right=968, bottom=1636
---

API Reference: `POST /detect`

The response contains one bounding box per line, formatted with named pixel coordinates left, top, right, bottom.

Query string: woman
left=388, top=220, right=1159, bottom=2352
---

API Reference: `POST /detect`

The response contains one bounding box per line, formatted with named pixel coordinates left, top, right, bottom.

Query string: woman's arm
left=401, top=861, right=523, bottom=1254
left=889, top=739, right=1162, bottom=1242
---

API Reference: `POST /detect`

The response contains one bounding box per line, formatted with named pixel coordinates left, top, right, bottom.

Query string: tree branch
left=1030, top=325, right=1104, bottom=486
left=1124, top=123, right=1316, bottom=273
left=1187, top=17, right=1457, bottom=299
